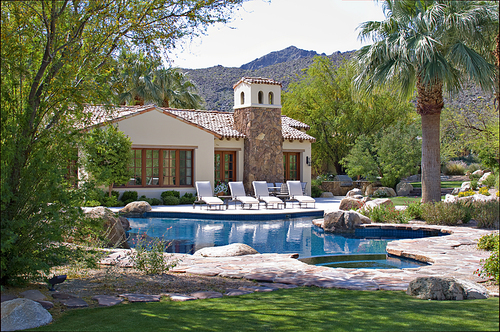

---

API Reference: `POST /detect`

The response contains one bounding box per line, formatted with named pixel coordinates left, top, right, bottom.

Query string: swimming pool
left=127, top=216, right=431, bottom=269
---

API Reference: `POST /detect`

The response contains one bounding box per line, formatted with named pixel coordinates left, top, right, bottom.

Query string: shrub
left=474, top=233, right=499, bottom=284
left=372, top=189, right=390, bottom=198
left=311, top=185, right=323, bottom=198
left=405, top=201, right=423, bottom=220
left=421, top=201, right=472, bottom=226
left=161, top=191, right=180, bottom=204
left=469, top=172, right=482, bottom=181
left=129, top=235, right=179, bottom=275
left=360, top=205, right=409, bottom=223
left=138, top=195, right=153, bottom=205
left=179, top=193, right=196, bottom=204
left=470, top=180, right=479, bottom=190
left=121, top=191, right=138, bottom=202
left=84, top=200, right=102, bottom=207
left=471, top=201, right=499, bottom=229
left=444, top=160, right=467, bottom=175
left=104, top=196, right=124, bottom=207
left=163, top=196, right=180, bottom=205
left=482, top=174, right=496, bottom=188
left=467, top=163, right=482, bottom=173
left=150, top=198, right=162, bottom=206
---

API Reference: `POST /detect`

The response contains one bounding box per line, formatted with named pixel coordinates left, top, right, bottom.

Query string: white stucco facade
left=233, top=82, right=281, bottom=109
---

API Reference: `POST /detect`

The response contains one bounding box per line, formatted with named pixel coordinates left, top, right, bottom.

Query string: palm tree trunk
left=417, top=77, right=444, bottom=203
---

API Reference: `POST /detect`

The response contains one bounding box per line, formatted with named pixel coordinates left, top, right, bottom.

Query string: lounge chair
left=287, top=180, right=315, bottom=208
left=252, top=181, right=285, bottom=209
left=194, top=181, right=226, bottom=210
left=228, top=182, right=259, bottom=209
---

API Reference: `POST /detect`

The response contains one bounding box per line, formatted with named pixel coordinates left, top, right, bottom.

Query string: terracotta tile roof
left=84, top=105, right=315, bottom=142
left=233, top=77, right=282, bottom=89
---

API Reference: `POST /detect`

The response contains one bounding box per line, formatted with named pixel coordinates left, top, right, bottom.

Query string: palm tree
left=355, top=0, right=498, bottom=202
left=151, top=68, right=203, bottom=109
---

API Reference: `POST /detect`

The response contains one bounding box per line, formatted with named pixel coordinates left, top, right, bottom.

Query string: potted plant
left=214, top=181, right=229, bottom=196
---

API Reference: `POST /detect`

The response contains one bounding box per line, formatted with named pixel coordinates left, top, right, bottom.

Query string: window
left=258, top=91, right=263, bottom=104
left=268, top=92, right=274, bottom=105
left=240, top=91, right=245, bottom=105
left=283, top=152, right=300, bottom=181
left=126, top=149, right=193, bottom=187
left=215, top=151, right=236, bottom=183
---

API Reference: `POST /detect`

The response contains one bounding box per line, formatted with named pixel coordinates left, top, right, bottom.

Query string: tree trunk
left=108, top=183, right=114, bottom=197
left=416, top=76, right=444, bottom=203
left=420, top=113, right=442, bottom=203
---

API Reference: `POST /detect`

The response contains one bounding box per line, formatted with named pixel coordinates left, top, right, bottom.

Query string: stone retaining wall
left=320, top=181, right=370, bottom=196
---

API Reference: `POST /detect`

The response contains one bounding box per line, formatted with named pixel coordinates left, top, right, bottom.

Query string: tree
left=1, top=0, right=245, bottom=285
left=282, top=57, right=413, bottom=175
left=355, top=0, right=498, bottom=202
left=342, top=121, right=422, bottom=188
left=113, top=49, right=203, bottom=109
left=83, top=126, right=133, bottom=197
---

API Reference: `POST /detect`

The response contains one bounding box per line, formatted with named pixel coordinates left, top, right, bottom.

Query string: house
left=87, top=77, right=315, bottom=199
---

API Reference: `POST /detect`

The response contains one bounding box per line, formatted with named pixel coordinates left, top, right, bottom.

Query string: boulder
left=85, top=207, right=129, bottom=249
left=361, top=198, right=394, bottom=212
left=406, top=277, right=489, bottom=300
left=373, top=187, right=397, bottom=197
left=470, top=194, right=497, bottom=203
left=119, top=201, right=152, bottom=215
left=444, top=194, right=458, bottom=203
left=338, top=197, right=364, bottom=211
left=364, top=184, right=379, bottom=196
left=323, top=210, right=371, bottom=232
left=353, top=195, right=364, bottom=200
left=320, top=192, right=334, bottom=198
left=193, top=243, right=259, bottom=257
left=396, top=182, right=413, bottom=196
left=460, top=182, right=472, bottom=192
left=478, top=172, right=492, bottom=185
left=346, top=188, right=363, bottom=198
left=1, top=298, right=52, bottom=331
left=451, top=187, right=460, bottom=195
left=118, top=216, right=130, bottom=232
left=472, top=169, right=484, bottom=177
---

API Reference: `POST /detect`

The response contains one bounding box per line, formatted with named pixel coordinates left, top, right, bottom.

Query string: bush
left=163, top=196, right=180, bottom=205
left=372, top=189, right=390, bottom=198
left=129, top=236, right=178, bottom=275
left=161, top=191, right=180, bottom=204
left=443, top=160, right=467, bottom=175
left=121, top=191, right=138, bottom=202
left=311, top=185, right=323, bottom=198
left=104, top=196, right=124, bottom=207
left=138, top=195, right=153, bottom=205
left=84, top=200, right=102, bottom=207
left=150, top=198, right=162, bottom=206
left=471, top=201, right=499, bottom=229
left=469, top=172, right=482, bottom=181
left=359, top=205, right=409, bottom=223
left=470, top=180, right=478, bottom=190
left=482, top=174, right=496, bottom=188
left=179, top=193, right=196, bottom=205
left=421, top=201, right=472, bottom=226
left=405, top=201, right=423, bottom=220
left=474, top=233, right=499, bottom=284
left=467, top=163, right=482, bottom=173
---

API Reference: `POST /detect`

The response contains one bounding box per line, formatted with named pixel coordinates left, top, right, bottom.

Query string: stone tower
left=233, top=77, right=284, bottom=194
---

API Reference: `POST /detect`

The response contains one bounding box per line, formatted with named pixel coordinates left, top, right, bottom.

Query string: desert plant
left=405, top=201, right=423, bottom=220
left=471, top=201, right=499, bottom=229
left=443, top=160, right=467, bottom=175
left=372, top=189, right=390, bottom=198
left=470, top=180, right=479, bottom=190
left=163, top=196, right=180, bottom=205
left=129, top=235, right=179, bottom=275
left=482, top=174, right=496, bottom=188
left=421, top=201, right=472, bottom=226
left=474, top=233, right=499, bottom=284
left=478, top=187, right=490, bottom=196
left=467, top=163, right=482, bottom=174
left=360, top=205, right=409, bottom=224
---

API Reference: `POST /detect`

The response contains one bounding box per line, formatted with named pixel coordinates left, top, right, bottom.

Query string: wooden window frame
left=283, top=152, right=300, bottom=181
left=214, top=151, right=237, bottom=183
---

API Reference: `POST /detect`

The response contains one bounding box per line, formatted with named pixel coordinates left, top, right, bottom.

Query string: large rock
left=373, top=187, right=397, bottom=197
left=119, top=201, right=152, bottom=215
left=472, top=169, right=484, bottom=177
left=1, top=298, right=52, bottom=331
left=118, top=216, right=130, bottom=232
left=346, top=188, right=363, bottom=198
left=396, top=182, right=413, bottom=196
left=364, top=184, right=379, bottom=196
left=339, top=197, right=364, bottom=211
left=85, top=207, right=129, bottom=249
left=323, top=210, right=371, bottom=232
left=361, top=198, right=394, bottom=212
left=406, top=277, right=489, bottom=300
left=193, top=243, right=259, bottom=257
left=460, top=182, right=472, bottom=192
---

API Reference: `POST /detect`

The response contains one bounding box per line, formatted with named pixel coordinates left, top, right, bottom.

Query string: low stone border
left=99, top=224, right=496, bottom=295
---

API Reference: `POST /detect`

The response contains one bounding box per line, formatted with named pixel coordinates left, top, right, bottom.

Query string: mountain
left=182, top=47, right=354, bottom=111
left=240, top=46, right=325, bottom=70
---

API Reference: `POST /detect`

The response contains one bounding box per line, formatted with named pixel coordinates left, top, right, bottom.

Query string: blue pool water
left=127, top=216, right=430, bottom=269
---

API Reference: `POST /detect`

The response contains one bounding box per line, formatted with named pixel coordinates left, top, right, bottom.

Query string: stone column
left=233, top=107, right=284, bottom=194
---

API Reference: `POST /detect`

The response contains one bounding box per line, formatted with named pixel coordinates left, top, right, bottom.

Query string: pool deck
left=104, top=198, right=498, bottom=295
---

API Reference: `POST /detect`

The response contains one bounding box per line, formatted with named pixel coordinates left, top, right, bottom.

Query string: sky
left=167, top=0, right=386, bottom=69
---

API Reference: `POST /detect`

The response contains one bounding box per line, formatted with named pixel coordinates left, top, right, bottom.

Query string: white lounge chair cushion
left=235, top=196, right=259, bottom=205
left=200, top=196, right=224, bottom=205
left=291, top=195, right=315, bottom=203
left=259, top=196, right=283, bottom=204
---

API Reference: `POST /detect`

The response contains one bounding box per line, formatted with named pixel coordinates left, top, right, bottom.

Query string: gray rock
left=320, top=192, right=334, bottom=198
left=323, top=210, right=371, bottom=232
left=59, top=298, right=88, bottom=308
left=119, top=201, right=152, bottom=215
left=478, top=172, right=492, bottom=185
left=92, top=295, right=124, bottom=307
left=407, top=277, right=465, bottom=300
left=193, top=243, right=258, bottom=257
left=1, top=295, right=17, bottom=303
left=85, top=207, right=130, bottom=249
left=444, top=194, right=458, bottom=203
left=361, top=198, right=394, bottom=212
left=118, top=216, right=130, bottom=232
left=118, top=294, right=161, bottom=302
left=460, top=182, right=472, bottom=192
left=373, top=187, right=397, bottom=197
left=1, top=298, right=52, bottom=331
left=451, top=187, right=460, bottom=195
left=346, top=188, right=363, bottom=198
left=472, top=169, right=484, bottom=177
left=396, top=182, right=413, bottom=196
left=455, top=279, right=489, bottom=299
left=20, top=290, right=47, bottom=302
left=189, top=291, right=223, bottom=299
left=338, top=197, right=364, bottom=211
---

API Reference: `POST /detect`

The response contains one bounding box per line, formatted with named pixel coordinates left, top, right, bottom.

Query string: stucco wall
left=283, top=140, right=312, bottom=195
left=114, top=109, right=215, bottom=198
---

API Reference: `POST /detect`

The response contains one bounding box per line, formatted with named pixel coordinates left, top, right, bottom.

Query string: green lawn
left=410, top=181, right=463, bottom=188
left=29, top=288, right=499, bottom=332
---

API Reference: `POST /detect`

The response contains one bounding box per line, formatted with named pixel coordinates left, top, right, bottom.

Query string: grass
left=410, top=181, right=463, bottom=189
left=29, top=288, right=499, bottom=332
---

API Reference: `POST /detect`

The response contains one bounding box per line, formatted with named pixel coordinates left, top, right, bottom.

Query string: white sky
left=166, top=0, right=386, bottom=69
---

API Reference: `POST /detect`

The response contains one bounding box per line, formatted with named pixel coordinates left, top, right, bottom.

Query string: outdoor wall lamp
left=306, top=156, right=312, bottom=166
left=48, top=275, right=67, bottom=291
